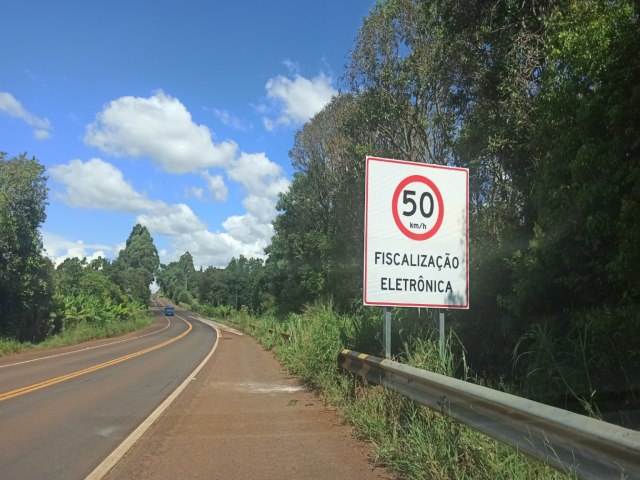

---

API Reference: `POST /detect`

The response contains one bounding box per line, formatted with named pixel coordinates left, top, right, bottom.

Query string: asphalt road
left=0, top=301, right=217, bottom=480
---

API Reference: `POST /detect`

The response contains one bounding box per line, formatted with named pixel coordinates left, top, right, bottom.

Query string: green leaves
left=0, top=153, right=53, bottom=341
left=113, top=224, right=159, bottom=305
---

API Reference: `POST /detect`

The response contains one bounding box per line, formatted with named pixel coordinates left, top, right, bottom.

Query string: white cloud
left=242, top=195, right=278, bottom=223
left=0, top=91, right=52, bottom=139
left=49, top=158, right=161, bottom=212
left=202, top=171, right=228, bottom=201
left=211, top=108, right=250, bottom=130
left=42, top=231, right=113, bottom=266
left=282, top=59, right=301, bottom=74
left=48, top=156, right=283, bottom=268
left=34, top=129, right=51, bottom=139
left=186, top=186, right=205, bottom=200
left=222, top=213, right=274, bottom=245
left=84, top=91, right=237, bottom=173
left=262, top=72, right=336, bottom=130
left=53, top=85, right=296, bottom=270
left=227, top=152, right=290, bottom=199
left=136, top=203, right=206, bottom=236
left=168, top=230, right=268, bottom=269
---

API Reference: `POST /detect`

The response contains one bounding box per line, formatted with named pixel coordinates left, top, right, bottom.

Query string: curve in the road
left=0, top=316, right=192, bottom=403
left=0, top=317, right=171, bottom=369
left=85, top=318, right=221, bottom=480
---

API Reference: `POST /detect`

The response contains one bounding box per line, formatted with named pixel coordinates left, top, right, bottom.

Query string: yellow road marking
left=0, top=317, right=192, bottom=403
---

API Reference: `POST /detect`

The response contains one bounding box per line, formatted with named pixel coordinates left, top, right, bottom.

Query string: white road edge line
left=196, top=317, right=244, bottom=336
left=84, top=318, right=221, bottom=480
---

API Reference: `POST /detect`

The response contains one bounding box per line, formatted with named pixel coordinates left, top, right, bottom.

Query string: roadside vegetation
left=160, top=0, right=640, bottom=427
left=158, top=1, right=639, bottom=475
left=201, top=304, right=569, bottom=480
left=0, top=152, right=159, bottom=355
left=0, top=310, right=152, bottom=357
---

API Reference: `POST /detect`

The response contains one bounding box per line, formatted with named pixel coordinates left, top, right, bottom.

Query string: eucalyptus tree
left=112, top=224, right=159, bottom=305
left=177, top=251, right=195, bottom=291
left=347, top=0, right=463, bottom=166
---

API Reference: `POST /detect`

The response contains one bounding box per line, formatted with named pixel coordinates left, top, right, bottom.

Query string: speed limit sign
left=391, top=174, right=444, bottom=241
left=364, top=156, right=469, bottom=308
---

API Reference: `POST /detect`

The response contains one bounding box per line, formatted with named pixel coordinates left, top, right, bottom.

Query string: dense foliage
left=160, top=254, right=271, bottom=315
left=168, top=0, right=640, bottom=417
left=0, top=153, right=54, bottom=341
left=110, top=224, right=160, bottom=306
left=0, top=153, right=157, bottom=346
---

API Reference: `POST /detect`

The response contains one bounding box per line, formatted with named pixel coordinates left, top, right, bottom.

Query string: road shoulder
left=103, top=327, right=393, bottom=480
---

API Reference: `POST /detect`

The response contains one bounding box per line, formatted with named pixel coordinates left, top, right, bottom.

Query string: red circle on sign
left=392, top=175, right=444, bottom=241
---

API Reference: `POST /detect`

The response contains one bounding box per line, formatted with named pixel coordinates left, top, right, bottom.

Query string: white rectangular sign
left=364, top=156, right=469, bottom=308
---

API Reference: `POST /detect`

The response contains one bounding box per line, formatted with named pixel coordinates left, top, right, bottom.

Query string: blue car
left=164, top=305, right=174, bottom=316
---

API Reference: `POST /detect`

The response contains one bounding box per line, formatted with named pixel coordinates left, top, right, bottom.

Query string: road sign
left=364, top=156, right=469, bottom=308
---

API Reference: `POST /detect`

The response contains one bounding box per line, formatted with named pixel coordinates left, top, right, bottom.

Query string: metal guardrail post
left=339, top=348, right=640, bottom=480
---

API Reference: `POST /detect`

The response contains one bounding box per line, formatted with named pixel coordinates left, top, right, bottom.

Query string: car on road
left=164, top=305, right=174, bottom=316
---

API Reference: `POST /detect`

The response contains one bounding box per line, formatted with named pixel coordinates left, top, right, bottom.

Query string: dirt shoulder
left=103, top=325, right=394, bottom=480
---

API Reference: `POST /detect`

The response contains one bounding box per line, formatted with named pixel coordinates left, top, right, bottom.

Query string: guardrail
left=339, top=348, right=640, bottom=480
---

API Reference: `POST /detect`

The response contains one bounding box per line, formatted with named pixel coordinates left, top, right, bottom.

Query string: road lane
left=0, top=307, right=176, bottom=395
left=0, top=319, right=190, bottom=402
left=0, top=305, right=217, bottom=480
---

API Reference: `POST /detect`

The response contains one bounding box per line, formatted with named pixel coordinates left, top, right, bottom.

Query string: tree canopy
left=257, top=0, right=640, bottom=408
left=112, top=224, right=159, bottom=306
left=0, top=152, right=54, bottom=341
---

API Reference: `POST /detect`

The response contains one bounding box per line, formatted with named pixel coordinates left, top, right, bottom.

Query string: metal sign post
left=439, top=309, right=445, bottom=359
left=384, top=306, right=391, bottom=359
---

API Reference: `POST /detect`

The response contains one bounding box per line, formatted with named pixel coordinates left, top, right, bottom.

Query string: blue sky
left=0, top=0, right=374, bottom=268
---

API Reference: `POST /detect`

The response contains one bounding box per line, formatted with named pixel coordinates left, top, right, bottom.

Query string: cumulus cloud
left=222, top=213, right=274, bottom=245
left=227, top=152, right=290, bottom=199
left=262, top=72, right=336, bottom=130
left=210, top=108, right=250, bottom=131
left=185, top=186, right=205, bottom=200
left=136, top=203, right=206, bottom=236
left=49, top=158, right=161, bottom=212
left=84, top=91, right=237, bottom=173
left=50, top=89, right=296, bottom=269
left=242, top=195, right=278, bottom=223
left=0, top=91, right=52, bottom=139
left=42, top=231, right=112, bottom=266
left=49, top=152, right=287, bottom=269
left=167, top=230, right=268, bottom=268
left=202, top=171, right=228, bottom=201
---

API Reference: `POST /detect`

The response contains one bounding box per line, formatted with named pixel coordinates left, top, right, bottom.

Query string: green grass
left=0, top=311, right=154, bottom=357
left=215, top=303, right=571, bottom=480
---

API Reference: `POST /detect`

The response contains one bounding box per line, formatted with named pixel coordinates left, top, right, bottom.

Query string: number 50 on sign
left=364, top=156, right=469, bottom=308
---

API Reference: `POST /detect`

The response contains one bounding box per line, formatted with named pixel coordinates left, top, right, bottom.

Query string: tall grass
left=218, top=303, right=569, bottom=480
left=512, top=307, right=640, bottom=425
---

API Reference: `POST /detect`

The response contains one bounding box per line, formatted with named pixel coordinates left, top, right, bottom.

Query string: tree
left=55, top=257, right=124, bottom=304
left=0, top=152, right=54, bottom=341
left=265, top=94, right=370, bottom=312
left=177, top=251, right=195, bottom=291
left=347, top=0, right=463, bottom=166
left=112, top=224, right=159, bottom=305
left=194, top=266, right=228, bottom=306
